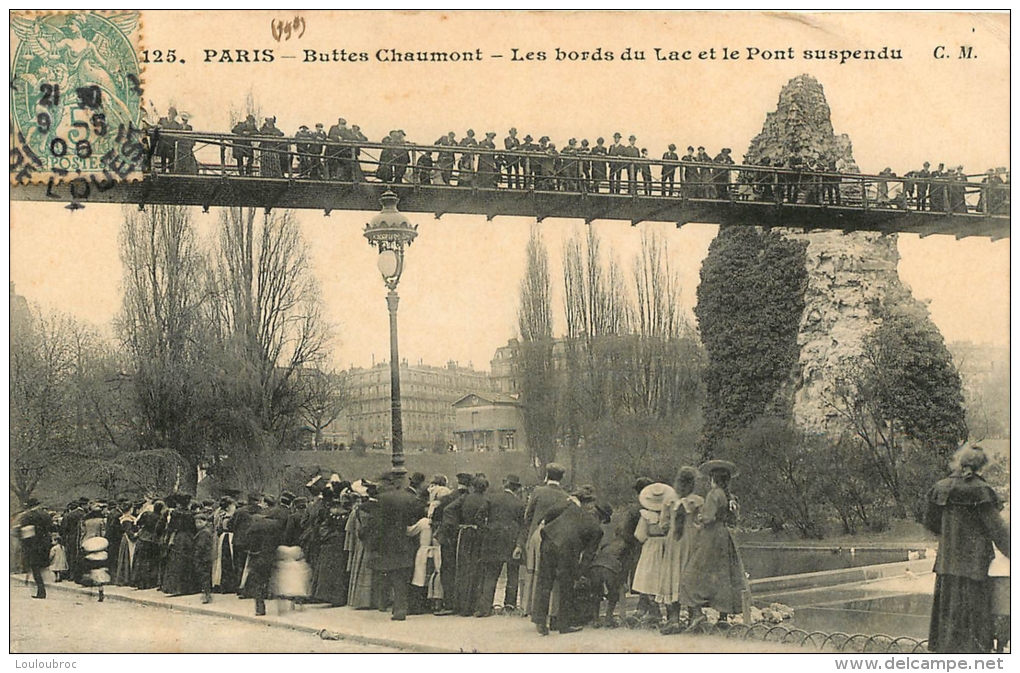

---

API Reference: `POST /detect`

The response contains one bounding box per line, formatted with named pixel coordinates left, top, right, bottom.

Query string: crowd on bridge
left=14, top=461, right=753, bottom=637
left=146, top=109, right=1009, bottom=216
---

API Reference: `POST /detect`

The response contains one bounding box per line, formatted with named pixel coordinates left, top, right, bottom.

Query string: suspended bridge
left=11, top=129, right=1010, bottom=240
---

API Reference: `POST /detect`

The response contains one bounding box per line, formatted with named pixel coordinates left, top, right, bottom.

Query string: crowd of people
left=13, top=460, right=751, bottom=637
left=145, top=111, right=1009, bottom=215
left=14, top=444, right=1009, bottom=650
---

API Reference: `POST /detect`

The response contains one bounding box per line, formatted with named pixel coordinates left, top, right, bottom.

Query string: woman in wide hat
left=630, top=482, right=678, bottom=624
left=679, top=460, right=749, bottom=627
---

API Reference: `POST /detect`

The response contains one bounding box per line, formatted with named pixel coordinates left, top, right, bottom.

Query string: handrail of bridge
left=147, top=128, right=1010, bottom=218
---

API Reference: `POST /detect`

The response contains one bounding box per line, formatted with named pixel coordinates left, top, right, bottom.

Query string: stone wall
left=744, top=74, right=924, bottom=437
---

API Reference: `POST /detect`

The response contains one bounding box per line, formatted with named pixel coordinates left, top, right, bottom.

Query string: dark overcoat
left=481, top=490, right=524, bottom=563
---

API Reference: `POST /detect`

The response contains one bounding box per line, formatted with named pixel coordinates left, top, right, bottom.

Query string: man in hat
left=377, top=130, right=396, bottom=184
left=434, top=131, right=457, bottom=185
left=622, top=135, right=641, bottom=195
left=230, top=114, right=257, bottom=176
left=62, top=499, right=87, bottom=584
left=713, top=147, right=735, bottom=199
left=20, top=498, right=53, bottom=599
left=557, top=138, right=577, bottom=192
left=577, top=139, right=593, bottom=193
left=391, top=130, right=411, bottom=185
left=608, top=133, right=625, bottom=194
left=479, top=474, right=526, bottom=615
left=457, top=130, right=478, bottom=187
left=589, top=137, right=608, bottom=193
left=639, top=148, right=654, bottom=196
left=245, top=508, right=286, bottom=616
left=661, top=143, right=679, bottom=196
left=433, top=472, right=472, bottom=614
left=294, top=124, right=314, bottom=178
left=309, top=124, right=327, bottom=179
left=369, top=470, right=426, bottom=621
left=533, top=136, right=551, bottom=189
left=520, top=134, right=539, bottom=189
left=503, top=127, right=522, bottom=189
left=229, top=493, right=261, bottom=598
left=695, top=146, right=712, bottom=197
left=518, top=463, right=569, bottom=615
left=478, top=131, right=499, bottom=188
left=915, top=161, right=931, bottom=210
left=532, top=485, right=603, bottom=635
left=156, top=106, right=181, bottom=173
left=680, top=145, right=696, bottom=194
left=326, top=117, right=352, bottom=181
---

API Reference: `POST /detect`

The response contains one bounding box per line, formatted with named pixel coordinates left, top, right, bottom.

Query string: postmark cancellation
left=10, top=11, right=145, bottom=186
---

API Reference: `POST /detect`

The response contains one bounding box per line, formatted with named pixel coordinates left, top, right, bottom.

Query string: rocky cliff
left=745, top=75, right=920, bottom=436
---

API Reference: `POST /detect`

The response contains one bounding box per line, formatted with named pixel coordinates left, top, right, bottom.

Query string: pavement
left=10, top=585, right=402, bottom=653
left=10, top=575, right=804, bottom=654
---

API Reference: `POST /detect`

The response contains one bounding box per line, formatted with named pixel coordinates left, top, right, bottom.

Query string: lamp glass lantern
left=364, top=190, right=418, bottom=289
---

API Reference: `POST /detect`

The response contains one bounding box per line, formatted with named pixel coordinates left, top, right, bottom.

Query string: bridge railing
left=148, top=129, right=1010, bottom=217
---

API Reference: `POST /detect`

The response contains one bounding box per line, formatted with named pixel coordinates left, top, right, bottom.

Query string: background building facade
left=325, top=360, right=494, bottom=452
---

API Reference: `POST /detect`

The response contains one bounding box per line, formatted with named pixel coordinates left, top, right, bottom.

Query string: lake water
left=790, top=593, right=933, bottom=640
left=740, top=546, right=912, bottom=580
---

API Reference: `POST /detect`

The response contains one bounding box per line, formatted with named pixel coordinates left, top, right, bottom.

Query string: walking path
left=12, top=577, right=802, bottom=653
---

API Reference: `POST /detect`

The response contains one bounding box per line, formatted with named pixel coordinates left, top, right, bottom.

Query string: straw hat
left=699, top=459, right=739, bottom=478
left=638, top=483, right=678, bottom=512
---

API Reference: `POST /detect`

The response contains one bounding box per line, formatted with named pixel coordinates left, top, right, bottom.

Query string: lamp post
left=364, top=190, right=418, bottom=473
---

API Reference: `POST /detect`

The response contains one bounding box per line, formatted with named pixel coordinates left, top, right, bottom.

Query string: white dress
left=631, top=509, right=669, bottom=596
left=274, top=549, right=311, bottom=599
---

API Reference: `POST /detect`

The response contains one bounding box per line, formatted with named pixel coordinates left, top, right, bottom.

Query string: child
left=274, top=545, right=311, bottom=612
left=49, top=534, right=68, bottom=583
left=587, top=503, right=629, bottom=628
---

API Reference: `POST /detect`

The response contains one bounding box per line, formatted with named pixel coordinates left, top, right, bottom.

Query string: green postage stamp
left=10, top=11, right=145, bottom=184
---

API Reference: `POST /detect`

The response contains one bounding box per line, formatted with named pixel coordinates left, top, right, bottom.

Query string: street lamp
left=364, top=190, right=418, bottom=473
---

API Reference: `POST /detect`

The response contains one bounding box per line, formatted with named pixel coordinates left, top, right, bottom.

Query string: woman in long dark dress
left=346, top=482, right=379, bottom=609
left=926, top=445, right=1010, bottom=653
left=679, top=460, right=748, bottom=627
left=132, top=502, right=162, bottom=589
left=113, top=504, right=138, bottom=586
left=161, top=499, right=198, bottom=596
left=312, top=488, right=352, bottom=607
left=449, top=476, right=490, bottom=617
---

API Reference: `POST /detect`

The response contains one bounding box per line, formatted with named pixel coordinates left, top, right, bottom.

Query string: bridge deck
left=13, top=174, right=1009, bottom=240
left=11, top=129, right=1009, bottom=239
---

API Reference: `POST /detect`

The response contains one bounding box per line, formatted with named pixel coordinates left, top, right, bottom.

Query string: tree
left=827, top=290, right=967, bottom=518
left=694, top=226, right=808, bottom=456
left=720, top=417, right=828, bottom=538
left=623, top=230, right=703, bottom=419
left=207, top=206, right=331, bottom=487
left=560, top=226, right=632, bottom=481
left=10, top=308, right=131, bottom=504
left=299, top=368, right=347, bottom=450
left=117, top=204, right=209, bottom=492
left=11, top=310, right=79, bottom=504
left=515, top=225, right=557, bottom=468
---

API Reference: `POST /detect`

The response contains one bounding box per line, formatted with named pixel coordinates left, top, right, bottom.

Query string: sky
left=9, top=11, right=1011, bottom=371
